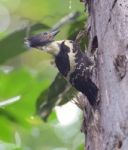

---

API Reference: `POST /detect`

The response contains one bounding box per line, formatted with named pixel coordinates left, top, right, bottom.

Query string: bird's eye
left=43, top=32, right=48, bottom=35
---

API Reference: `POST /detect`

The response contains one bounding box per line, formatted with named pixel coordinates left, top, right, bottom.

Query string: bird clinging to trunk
left=24, top=30, right=98, bottom=106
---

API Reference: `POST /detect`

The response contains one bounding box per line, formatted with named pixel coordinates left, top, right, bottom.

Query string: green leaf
left=18, top=0, right=84, bottom=26
left=0, top=67, right=55, bottom=141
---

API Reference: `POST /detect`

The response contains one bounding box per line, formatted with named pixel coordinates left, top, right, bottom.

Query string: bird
left=24, top=30, right=98, bottom=106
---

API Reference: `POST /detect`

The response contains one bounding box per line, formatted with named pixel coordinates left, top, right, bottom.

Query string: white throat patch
left=43, top=41, right=64, bottom=56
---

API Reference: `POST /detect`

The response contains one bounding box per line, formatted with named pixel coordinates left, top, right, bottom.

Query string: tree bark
left=83, top=0, right=128, bottom=149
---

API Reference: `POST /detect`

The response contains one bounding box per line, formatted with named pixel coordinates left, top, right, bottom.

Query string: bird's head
left=24, top=30, right=61, bottom=55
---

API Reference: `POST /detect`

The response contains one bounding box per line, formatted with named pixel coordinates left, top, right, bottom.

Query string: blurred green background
left=0, top=0, right=86, bottom=149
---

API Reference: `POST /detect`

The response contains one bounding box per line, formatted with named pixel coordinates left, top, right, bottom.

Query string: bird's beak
left=50, top=30, right=59, bottom=37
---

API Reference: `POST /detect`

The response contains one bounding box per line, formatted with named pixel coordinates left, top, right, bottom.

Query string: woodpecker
left=25, top=30, right=98, bottom=106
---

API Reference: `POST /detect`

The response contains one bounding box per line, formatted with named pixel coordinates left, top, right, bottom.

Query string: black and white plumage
left=25, top=30, right=98, bottom=106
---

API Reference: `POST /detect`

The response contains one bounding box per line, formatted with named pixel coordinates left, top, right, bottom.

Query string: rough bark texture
left=83, top=0, right=128, bottom=149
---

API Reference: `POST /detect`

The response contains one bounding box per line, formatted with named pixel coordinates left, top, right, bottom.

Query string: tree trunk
left=83, top=0, right=128, bottom=149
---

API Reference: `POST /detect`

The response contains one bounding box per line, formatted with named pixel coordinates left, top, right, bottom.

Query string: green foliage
left=0, top=67, right=53, bottom=141
left=0, top=0, right=85, bottom=149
